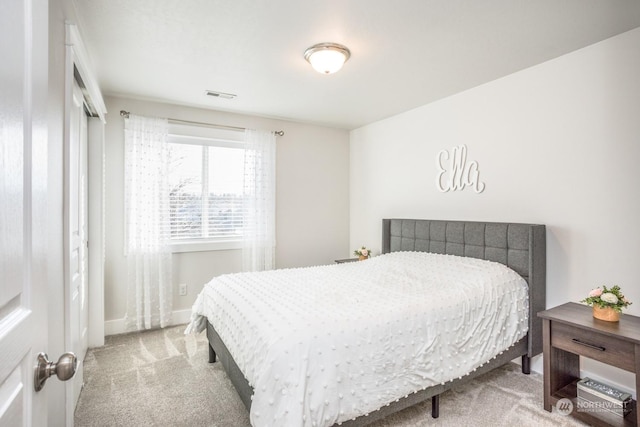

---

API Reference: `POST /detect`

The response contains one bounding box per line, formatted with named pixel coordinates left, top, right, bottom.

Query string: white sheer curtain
left=123, top=114, right=173, bottom=331
left=242, top=129, right=276, bottom=271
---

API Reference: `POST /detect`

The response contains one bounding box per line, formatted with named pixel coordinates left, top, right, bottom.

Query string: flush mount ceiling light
left=304, top=43, right=351, bottom=74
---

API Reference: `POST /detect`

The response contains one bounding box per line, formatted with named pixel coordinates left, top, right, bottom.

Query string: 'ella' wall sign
left=436, top=144, right=485, bottom=193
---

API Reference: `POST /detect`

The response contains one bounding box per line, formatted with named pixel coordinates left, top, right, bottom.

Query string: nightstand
left=334, top=258, right=359, bottom=264
left=538, top=302, right=640, bottom=426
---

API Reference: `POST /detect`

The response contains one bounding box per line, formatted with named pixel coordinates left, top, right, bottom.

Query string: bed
left=188, top=218, right=546, bottom=426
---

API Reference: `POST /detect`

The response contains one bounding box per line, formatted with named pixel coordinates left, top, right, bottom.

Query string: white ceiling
left=73, top=0, right=640, bottom=130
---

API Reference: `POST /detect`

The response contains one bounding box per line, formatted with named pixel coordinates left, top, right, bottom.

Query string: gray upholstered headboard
left=382, top=218, right=546, bottom=357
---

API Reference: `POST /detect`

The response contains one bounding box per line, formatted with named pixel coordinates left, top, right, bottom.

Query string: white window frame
left=167, top=123, right=245, bottom=253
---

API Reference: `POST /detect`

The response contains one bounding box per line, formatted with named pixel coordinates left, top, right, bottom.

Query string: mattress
left=187, top=251, right=529, bottom=427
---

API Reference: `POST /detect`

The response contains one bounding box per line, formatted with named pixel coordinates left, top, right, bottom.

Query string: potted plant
left=580, top=285, right=632, bottom=322
left=353, top=246, right=371, bottom=261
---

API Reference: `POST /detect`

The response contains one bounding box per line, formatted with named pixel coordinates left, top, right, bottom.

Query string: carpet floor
left=74, top=325, right=588, bottom=427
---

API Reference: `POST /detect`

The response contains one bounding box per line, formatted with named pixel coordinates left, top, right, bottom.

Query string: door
left=0, top=0, right=49, bottom=425
left=66, top=79, right=90, bottom=413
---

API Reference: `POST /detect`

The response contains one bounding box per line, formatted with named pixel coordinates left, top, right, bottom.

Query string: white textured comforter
left=187, top=251, right=529, bottom=427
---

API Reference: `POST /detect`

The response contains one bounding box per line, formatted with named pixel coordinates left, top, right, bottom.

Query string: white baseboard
left=104, top=309, right=192, bottom=337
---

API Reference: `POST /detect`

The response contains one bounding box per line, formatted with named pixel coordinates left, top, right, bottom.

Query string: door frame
left=65, top=23, right=106, bottom=346
left=63, top=22, right=106, bottom=425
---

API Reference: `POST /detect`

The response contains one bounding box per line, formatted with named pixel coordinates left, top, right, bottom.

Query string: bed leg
left=521, top=355, right=530, bottom=374
left=208, top=343, right=217, bottom=363
left=431, top=395, right=440, bottom=418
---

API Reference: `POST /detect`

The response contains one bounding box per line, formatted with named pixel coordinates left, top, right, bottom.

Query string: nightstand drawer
left=551, top=321, right=634, bottom=372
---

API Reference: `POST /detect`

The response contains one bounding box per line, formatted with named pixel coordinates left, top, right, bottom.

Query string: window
left=167, top=124, right=245, bottom=252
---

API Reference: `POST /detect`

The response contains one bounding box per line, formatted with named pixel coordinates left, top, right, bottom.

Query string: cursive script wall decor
left=436, top=144, right=485, bottom=193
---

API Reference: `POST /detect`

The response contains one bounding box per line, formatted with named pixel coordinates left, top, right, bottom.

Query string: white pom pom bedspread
left=187, top=251, right=529, bottom=427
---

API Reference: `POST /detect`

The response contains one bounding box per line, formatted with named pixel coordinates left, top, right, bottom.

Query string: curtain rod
left=119, top=110, right=284, bottom=136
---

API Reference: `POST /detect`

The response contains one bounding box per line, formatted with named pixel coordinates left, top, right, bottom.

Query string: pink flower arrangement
left=353, top=246, right=371, bottom=259
left=581, top=285, right=632, bottom=313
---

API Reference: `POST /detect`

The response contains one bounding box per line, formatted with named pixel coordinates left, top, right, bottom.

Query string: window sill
left=171, top=240, right=243, bottom=253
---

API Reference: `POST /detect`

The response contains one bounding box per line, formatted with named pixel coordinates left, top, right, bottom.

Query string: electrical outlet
left=178, top=283, right=187, bottom=296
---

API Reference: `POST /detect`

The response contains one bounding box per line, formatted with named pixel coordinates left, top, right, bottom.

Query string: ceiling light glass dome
left=304, top=43, right=351, bottom=74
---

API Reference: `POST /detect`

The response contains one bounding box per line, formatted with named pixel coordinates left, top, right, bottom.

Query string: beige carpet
left=74, top=325, right=588, bottom=427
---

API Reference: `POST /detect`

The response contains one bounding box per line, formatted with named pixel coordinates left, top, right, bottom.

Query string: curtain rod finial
left=120, top=110, right=130, bottom=118
left=274, top=130, right=284, bottom=137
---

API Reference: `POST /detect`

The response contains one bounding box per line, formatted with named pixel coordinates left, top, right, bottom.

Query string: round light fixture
left=304, top=43, right=351, bottom=74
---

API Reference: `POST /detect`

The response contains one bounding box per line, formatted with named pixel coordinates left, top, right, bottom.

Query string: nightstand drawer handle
left=571, top=338, right=605, bottom=351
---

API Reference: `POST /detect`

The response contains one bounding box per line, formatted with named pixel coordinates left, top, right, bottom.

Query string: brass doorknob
left=34, top=352, right=77, bottom=392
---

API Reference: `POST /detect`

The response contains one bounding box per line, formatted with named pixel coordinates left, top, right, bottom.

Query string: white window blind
left=167, top=124, right=245, bottom=244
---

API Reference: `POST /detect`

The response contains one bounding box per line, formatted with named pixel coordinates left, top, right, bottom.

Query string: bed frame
left=206, top=218, right=546, bottom=426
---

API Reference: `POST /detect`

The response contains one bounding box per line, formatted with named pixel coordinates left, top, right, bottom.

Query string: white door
left=0, top=0, right=49, bottom=425
left=66, top=80, right=90, bottom=417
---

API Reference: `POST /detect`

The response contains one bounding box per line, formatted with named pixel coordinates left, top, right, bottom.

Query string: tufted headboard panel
left=382, top=218, right=546, bottom=357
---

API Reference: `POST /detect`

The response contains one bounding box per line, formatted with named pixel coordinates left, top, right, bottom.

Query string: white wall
left=350, top=28, right=640, bottom=392
left=104, top=96, right=350, bottom=332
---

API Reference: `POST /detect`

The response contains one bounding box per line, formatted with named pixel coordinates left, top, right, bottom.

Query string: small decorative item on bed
left=353, top=246, right=371, bottom=260
left=581, top=285, right=632, bottom=322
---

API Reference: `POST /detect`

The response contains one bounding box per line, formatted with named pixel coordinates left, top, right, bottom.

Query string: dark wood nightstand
left=538, top=302, right=640, bottom=426
left=334, top=258, right=359, bottom=264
